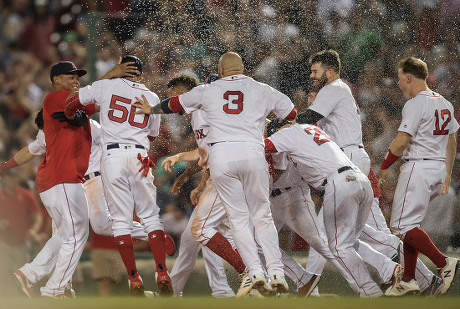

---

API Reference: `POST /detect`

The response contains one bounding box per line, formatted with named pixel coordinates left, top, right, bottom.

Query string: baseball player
left=30, top=61, right=94, bottom=298
left=161, top=74, right=236, bottom=298
left=377, top=57, right=460, bottom=296
left=265, top=122, right=384, bottom=297
left=135, top=52, right=297, bottom=295
left=64, top=56, right=172, bottom=296
left=8, top=116, right=175, bottom=297
left=295, top=49, right=415, bottom=290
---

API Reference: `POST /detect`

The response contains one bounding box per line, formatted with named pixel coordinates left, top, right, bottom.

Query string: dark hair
left=266, top=118, right=291, bottom=137
left=121, top=55, right=142, bottom=76
left=35, top=108, right=44, bottom=130
left=167, top=74, right=199, bottom=91
left=309, top=49, right=341, bottom=75
left=398, top=57, right=428, bottom=80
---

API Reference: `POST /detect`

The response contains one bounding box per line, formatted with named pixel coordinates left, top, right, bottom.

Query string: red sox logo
left=194, top=128, right=207, bottom=140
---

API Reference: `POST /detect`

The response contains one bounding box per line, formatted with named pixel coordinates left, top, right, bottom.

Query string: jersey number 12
left=433, top=109, right=451, bottom=135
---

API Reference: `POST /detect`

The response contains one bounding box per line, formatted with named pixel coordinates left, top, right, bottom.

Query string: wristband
left=380, top=148, right=400, bottom=170
left=0, top=158, right=18, bottom=174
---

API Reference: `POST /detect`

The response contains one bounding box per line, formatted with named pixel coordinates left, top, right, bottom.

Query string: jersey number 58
left=108, top=95, right=149, bottom=128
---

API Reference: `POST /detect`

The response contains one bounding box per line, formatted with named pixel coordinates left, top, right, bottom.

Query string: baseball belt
left=84, top=171, right=101, bottom=181
left=107, top=143, right=144, bottom=150
left=321, top=166, right=354, bottom=186
left=271, top=187, right=292, bottom=197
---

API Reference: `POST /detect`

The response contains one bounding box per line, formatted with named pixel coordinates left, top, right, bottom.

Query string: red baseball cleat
left=164, top=232, right=176, bottom=256
left=155, top=270, right=173, bottom=296
left=128, top=275, right=145, bottom=297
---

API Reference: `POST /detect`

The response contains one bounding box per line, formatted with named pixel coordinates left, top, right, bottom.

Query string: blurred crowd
left=1, top=0, right=460, bottom=294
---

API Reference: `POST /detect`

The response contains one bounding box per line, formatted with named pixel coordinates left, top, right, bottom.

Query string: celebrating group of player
left=1, top=48, right=459, bottom=299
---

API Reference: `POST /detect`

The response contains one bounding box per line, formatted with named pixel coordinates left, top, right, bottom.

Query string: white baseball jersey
left=191, top=109, right=211, bottom=151
left=398, top=90, right=459, bottom=160
left=271, top=152, right=303, bottom=190
left=309, top=79, right=363, bottom=148
left=179, top=74, right=294, bottom=145
left=268, top=123, right=353, bottom=189
left=79, top=78, right=161, bottom=149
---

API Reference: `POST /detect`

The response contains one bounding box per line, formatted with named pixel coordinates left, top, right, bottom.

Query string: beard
left=314, top=72, right=328, bottom=89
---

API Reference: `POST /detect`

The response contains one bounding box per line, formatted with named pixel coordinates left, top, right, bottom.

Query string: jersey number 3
left=433, top=109, right=451, bottom=135
left=223, top=91, right=244, bottom=114
left=108, top=95, right=149, bottom=128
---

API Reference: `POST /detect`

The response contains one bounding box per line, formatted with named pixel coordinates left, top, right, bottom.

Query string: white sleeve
left=78, top=80, right=106, bottom=106
left=309, top=88, right=338, bottom=118
left=178, top=85, right=205, bottom=114
left=28, top=130, right=46, bottom=156
left=269, top=86, right=295, bottom=119
left=268, top=126, right=297, bottom=154
left=398, top=99, right=421, bottom=136
left=89, top=120, right=102, bottom=146
left=272, top=152, right=289, bottom=170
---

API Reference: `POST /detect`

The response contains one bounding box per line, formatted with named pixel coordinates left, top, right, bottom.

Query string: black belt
left=321, top=166, right=353, bottom=186
left=271, top=187, right=292, bottom=197
left=404, top=158, right=438, bottom=162
left=107, top=143, right=144, bottom=150
left=84, top=171, right=101, bottom=181
left=209, top=141, right=224, bottom=147
left=340, top=145, right=364, bottom=151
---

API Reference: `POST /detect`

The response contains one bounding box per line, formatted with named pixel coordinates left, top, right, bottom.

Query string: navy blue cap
left=50, top=61, right=87, bottom=81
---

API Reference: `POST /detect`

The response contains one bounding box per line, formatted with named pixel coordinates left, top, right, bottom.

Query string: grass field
left=3, top=296, right=460, bottom=309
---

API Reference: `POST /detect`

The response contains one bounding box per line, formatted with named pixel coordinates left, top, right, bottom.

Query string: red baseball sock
left=114, top=234, right=138, bottom=278
left=148, top=230, right=167, bottom=272
left=405, top=228, right=446, bottom=268
left=206, top=232, right=246, bottom=273
left=401, top=239, right=418, bottom=282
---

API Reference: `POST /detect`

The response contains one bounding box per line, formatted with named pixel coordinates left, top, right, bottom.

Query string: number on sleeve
left=223, top=91, right=244, bottom=114
left=109, top=95, right=149, bottom=128
left=433, top=109, right=451, bottom=135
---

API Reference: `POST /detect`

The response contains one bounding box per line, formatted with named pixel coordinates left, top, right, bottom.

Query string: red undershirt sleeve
left=283, top=108, right=297, bottom=121
left=264, top=138, right=278, bottom=153
left=169, top=96, right=184, bottom=113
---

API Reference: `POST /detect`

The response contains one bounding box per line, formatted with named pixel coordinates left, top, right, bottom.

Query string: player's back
left=180, top=75, right=294, bottom=145
left=401, top=90, right=459, bottom=160
left=268, top=123, right=354, bottom=189
left=79, top=78, right=161, bottom=149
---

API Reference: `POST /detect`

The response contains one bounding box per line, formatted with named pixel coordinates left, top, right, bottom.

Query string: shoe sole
left=13, top=273, right=32, bottom=298
left=158, top=280, right=173, bottom=296
left=272, top=282, right=288, bottom=294
left=253, top=280, right=274, bottom=297
left=441, top=260, right=460, bottom=295
left=131, top=284, right=145, bottom=297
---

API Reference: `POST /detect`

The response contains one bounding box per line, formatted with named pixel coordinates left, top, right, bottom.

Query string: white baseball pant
left=38, top=183, right=89, bottom=297
left=101, top=146, right=163, bottom=237
left=170, top=207, right=234, bottom=298
left=208, top=142, right=284, bottom=278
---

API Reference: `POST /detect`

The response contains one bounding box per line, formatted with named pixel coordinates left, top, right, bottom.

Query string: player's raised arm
left=162, top=149, right=199, bottom=173
left=97, top=57, right=139, bottom=81
left=134, top=95, right=184, bottom=115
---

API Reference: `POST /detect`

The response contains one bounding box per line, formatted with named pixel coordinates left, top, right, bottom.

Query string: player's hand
left=108, top=57, right=139, bottom=79
left=134, top=94, right=153, bottom=114
left=376, top=168, right=387, bottom=187
left=190, top=185, right=204, bottom=206
left=438, top=175, right=451, bottom=196
left=137, top=151, right=156, bottom=177
left=169, top=174, right=189, bottom=195
left=198, top=147, right=208, bottom=170
left=162, top=154, right=181, bottom=173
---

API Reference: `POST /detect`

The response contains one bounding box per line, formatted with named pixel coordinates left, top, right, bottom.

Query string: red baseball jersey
left=36, top=90, right=95, bottom=193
